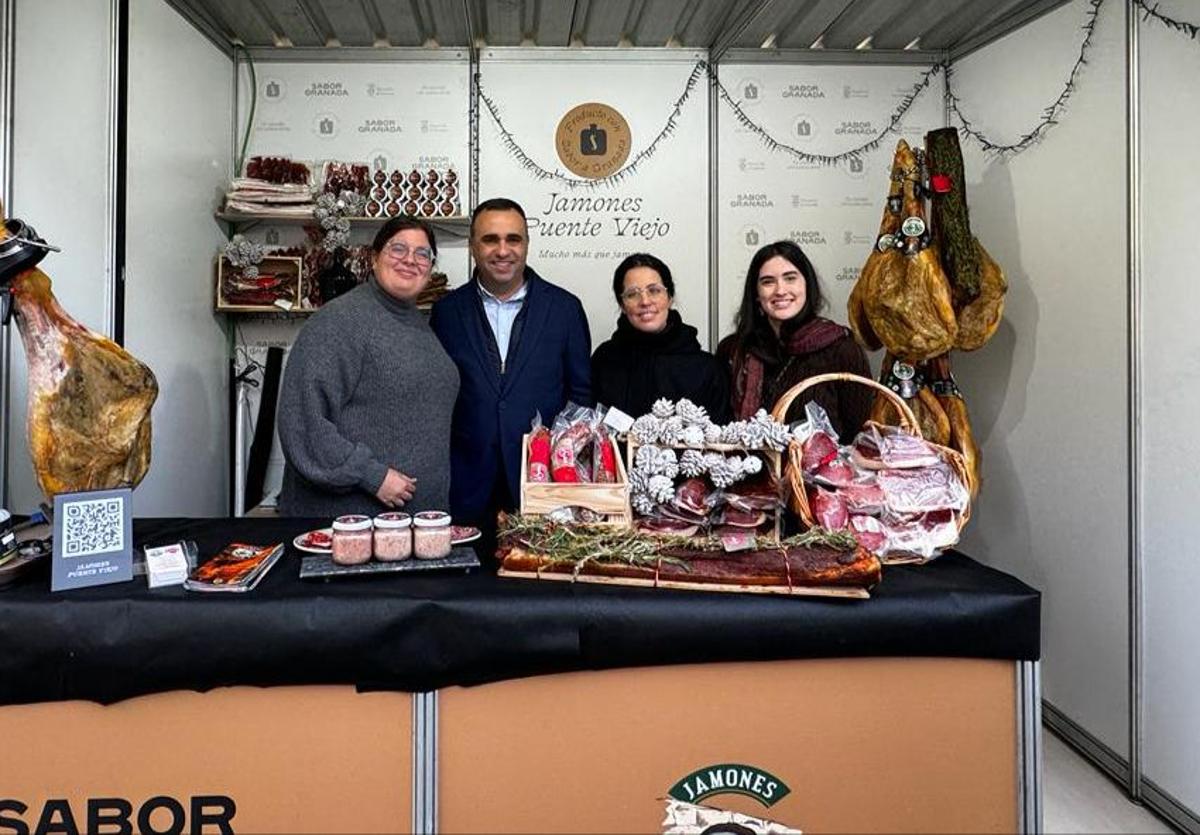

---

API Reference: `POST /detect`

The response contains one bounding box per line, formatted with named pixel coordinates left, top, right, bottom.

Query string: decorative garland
left=478, top=59, right=942, bottom=188
left=946, top=0, right=1103, bottom=155
left=1134, top=0, right=1200, bottom=39
left=477, top=60, right=707, bottom=189
left=711, top=62, right=943, bottom=166
left=478, top=0, right=1200, bottom=180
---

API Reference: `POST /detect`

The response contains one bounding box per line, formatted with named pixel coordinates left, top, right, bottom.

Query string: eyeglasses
left=621, top=284, right=668, bottom=303
left=383, top=243, right=434, bottom=266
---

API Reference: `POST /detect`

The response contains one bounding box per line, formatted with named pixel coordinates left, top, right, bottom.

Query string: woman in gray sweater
left=278, top=217, right=460, bottom=517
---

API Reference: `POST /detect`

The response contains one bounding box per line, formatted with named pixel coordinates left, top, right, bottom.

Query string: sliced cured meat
left=673, top=477, right=711, bottom=516
left=841, top=481, right=886, bottom=514
left=658, top=504, right=708, bottom=525
left=637, top=518, right=700, bottom=538
left=881, top=509, right=958, bottom=557
left=801, top=431, right=839, bottom=473
left=811, top=458, right=856, bottom=488
left=852, top=422, right=941, bottom=469
left=811, top=487, right=849, bottom=531
left=720, top=507, right=766, bottom=528
left=849, top=515, right=887, bottom=554
left=878, top=462, right=969, bottom=515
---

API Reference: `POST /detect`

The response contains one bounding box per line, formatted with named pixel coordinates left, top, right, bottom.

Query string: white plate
left=451, top=526, right=481, bottom=545
left=293, top=528, right=333, bottom=554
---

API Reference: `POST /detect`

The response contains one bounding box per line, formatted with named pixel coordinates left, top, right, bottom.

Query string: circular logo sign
left=555, top=102, right=631, bottom=179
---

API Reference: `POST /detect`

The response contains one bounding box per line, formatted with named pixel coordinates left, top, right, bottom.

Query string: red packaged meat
left=849, top=515, right=887, bottom=554
left=528, top=425, right=551, bottom=483
left=801, top=431, right=838, bottom=473
left=851, top=422, right=942, bottom=470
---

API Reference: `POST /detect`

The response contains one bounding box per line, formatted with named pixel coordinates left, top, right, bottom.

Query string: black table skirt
left=0, top=517, right=1040, bottom=706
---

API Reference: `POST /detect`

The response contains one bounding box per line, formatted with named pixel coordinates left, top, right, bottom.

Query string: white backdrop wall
left=951, top=0, right=1130, bottom=756
left=233, top=53, right=471, bottom=504
left=8, top=0, right=114, bottom=513
left=716, top=61, right=944, bottom=357
left=477, top=50, right=709, bottom=352
left=1139, top=2, right=1200, bottom=815
left=124, top=0, right=232, bottom=516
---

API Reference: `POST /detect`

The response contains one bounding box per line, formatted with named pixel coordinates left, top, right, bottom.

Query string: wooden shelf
left=215, top=211, right=470, bottom=227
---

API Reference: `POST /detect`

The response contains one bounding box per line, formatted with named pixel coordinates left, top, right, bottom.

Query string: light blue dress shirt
left=478, top=280, right=528, bottom=373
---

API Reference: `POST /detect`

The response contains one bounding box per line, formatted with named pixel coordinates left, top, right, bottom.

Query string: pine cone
left=703, top=423, right=723, bottom=444
left=680, top=425, right=705, bottom=447
left=632, top=493, right=656, bottom=516
left=648, top=474, right=675, bottom=503
left=651, top=398, right=676, bottom=419
left=742, top=455, right=764, bottom=475
left=676, top=399, right=708, bottom=426
left=659, top=416, right=685, bottom=445
left=631, top=415, right=662, bottom=445
left=679, top=449, right=706, bottom=477
left=635, top=443, right=661, bottom=472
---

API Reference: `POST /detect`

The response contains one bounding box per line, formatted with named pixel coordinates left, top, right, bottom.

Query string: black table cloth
left=0, top=517, right=1040, bottom=706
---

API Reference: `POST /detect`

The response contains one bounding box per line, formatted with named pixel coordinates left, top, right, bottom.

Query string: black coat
left=591, top=310, right=731, bottom=423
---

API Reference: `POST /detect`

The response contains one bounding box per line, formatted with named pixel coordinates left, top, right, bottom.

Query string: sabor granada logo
left=555, top=102, right=631, bottom=179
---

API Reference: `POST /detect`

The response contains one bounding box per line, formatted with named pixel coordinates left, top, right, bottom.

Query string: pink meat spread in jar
left=331, top=515, right=373, bottom=565
left=373, top=512, right=413, bottom=561
left=413, top=511, right=452, bottom=560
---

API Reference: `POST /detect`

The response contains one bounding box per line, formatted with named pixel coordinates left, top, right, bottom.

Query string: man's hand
left=376, top=468, right=417, bottom=508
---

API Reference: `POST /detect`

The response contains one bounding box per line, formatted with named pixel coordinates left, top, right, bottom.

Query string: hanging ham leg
left=9, top=267, right=158, bottom=498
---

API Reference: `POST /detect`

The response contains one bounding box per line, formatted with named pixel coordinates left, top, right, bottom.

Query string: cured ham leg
left=9, top=268, right=158, bottom=498
left=864, top=140, right=958, bottom=362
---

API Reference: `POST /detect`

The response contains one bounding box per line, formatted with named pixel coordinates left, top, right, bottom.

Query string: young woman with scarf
left=717, top=240, right=871, bottom=443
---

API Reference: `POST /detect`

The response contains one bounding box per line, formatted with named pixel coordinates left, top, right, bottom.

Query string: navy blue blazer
left=429, top=268, right=591, bottom=523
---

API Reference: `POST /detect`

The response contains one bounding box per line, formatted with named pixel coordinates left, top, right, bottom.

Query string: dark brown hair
left=371, top=216, right=437, bottom=258
left=611, top=253, right=675, bottom=305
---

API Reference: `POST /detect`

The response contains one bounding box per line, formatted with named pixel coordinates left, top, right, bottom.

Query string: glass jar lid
left=332, top=514, right=372, bottom=532
left=413, top=511, right=451, bottom=528
left=374, top=512, right=412, bottom=529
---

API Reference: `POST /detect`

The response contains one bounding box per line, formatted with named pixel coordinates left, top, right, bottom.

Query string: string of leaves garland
left=945, top=0, right=1103, bottom=155
left=478, top=0, right=1200, bottom=183
left=1133, top=0, right=1200, bottom=40
left=476, top=59, right=943, bottom=189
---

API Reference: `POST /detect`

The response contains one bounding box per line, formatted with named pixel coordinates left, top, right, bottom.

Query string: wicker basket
left=770, top=372, right=972, bottom=550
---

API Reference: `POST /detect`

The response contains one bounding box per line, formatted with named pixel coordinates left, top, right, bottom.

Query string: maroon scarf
left=732, top=317, right=849, bottom=419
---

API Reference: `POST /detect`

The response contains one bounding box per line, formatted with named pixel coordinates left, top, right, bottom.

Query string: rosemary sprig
left=500, top=514, right=694, bottom=573
left=779, top=527, right=859, bottom=551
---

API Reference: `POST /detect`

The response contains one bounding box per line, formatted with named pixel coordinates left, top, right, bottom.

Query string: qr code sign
left=62, top=498, right=126, bottom=558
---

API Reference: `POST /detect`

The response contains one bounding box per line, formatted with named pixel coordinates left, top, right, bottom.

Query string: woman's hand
left=376, top=468, right=417, bottom=508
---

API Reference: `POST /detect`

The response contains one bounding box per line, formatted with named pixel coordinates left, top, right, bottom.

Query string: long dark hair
left=611, top=252, right=675, bottom=305
left=730, top=240, right=825, bottom=361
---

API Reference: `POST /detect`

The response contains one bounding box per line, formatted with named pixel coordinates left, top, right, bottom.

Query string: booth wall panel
left=476, top=51, right=709, bottom=351
left=714, top=63, right=944, bottom=358
left=8, top=0, right=113, bottom=512
left=1139, top=7, right=1200, bottom=815
left=952, top=0, right=1129, bottom=757
left=232, top=56, right=470, bottom=505
left=125, top=0, right=233, bottom=515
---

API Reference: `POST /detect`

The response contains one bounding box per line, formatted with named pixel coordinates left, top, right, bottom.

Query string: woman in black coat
left=591, top=253, right=730, bottom=423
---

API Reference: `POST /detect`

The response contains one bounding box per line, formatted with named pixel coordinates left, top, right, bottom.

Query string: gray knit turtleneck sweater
left=278, top=278, right=460, bottom=518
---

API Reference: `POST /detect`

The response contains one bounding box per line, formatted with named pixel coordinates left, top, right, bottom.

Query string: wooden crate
left=519, top=433, right=631, bottom=526
left=626, top=440, right=783, bottom=544
left=215, top=255, right=304, bottom=313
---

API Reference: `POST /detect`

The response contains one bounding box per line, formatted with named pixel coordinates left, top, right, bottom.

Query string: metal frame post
left=1125, top=0, right=1144, bottom=803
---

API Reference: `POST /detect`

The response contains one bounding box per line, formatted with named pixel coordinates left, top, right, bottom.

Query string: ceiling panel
left=163, top=0, right=1069, bottom=53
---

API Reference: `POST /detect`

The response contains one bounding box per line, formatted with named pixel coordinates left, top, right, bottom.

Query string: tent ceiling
left=165, top=0, right=1068, bottom=58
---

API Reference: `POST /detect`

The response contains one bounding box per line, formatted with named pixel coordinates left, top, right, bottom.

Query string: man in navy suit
left=430, top=198, right=591, bottom=539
